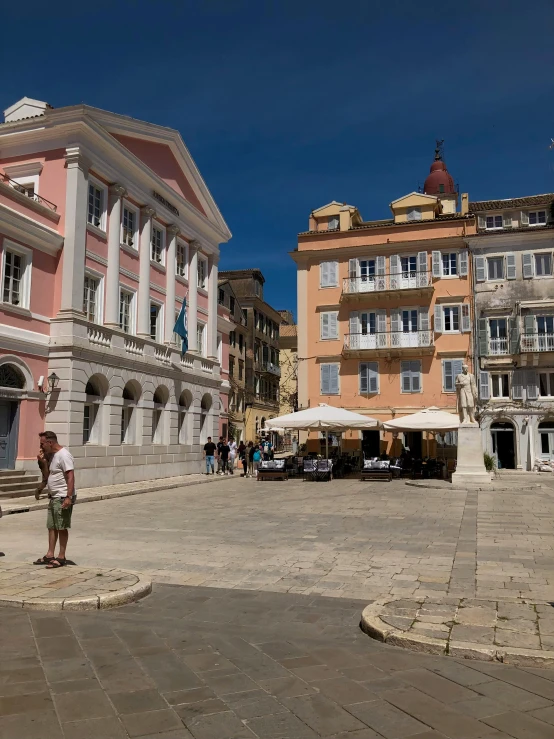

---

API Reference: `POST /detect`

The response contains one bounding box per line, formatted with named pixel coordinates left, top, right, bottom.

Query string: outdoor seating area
left=303, top=458, right=333, bottom=482
left=257, top=459, right=288, bottom=481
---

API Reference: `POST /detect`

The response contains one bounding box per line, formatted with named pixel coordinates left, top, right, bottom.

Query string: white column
left=138, top=207, right=155, bottom=337
left=59, top=147, right=90, bottom=315
left=207, top=254, right=219, bottom=360
left=188, top=241, right=199, bottom=353
left=165, top=225, right=179, bottom=343
left=105, top=184, right=126, bottom=328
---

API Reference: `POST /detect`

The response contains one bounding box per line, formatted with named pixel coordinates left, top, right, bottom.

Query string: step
left=0, top=470, right=34, bottom=480
left=0, top=481, right=41, bottom=497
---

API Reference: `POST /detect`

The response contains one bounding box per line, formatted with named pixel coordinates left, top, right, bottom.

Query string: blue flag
left=173, top=298, right=188, bottom=356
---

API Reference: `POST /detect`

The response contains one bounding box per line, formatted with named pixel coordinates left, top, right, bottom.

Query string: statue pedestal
left=451, top=423, right=492, bottom=486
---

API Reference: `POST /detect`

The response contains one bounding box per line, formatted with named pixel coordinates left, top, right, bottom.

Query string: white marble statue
left=455, top=364, right=477, bottom=424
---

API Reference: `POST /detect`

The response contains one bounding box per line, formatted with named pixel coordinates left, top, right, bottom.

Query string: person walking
left=219, top=439, right=230, bottom=474
left=252, top=445, right=262, bottom=478
left=33, top=431, right=75, bottom=569
left=216, top=436, right=225, bottom=474
left=228, top=438, right=237, bottom=474
left=247, top=441, right=255, bottom=477
left=237, top=441, right=247, bottom=476
left=203, top=437, right=216, bottom=474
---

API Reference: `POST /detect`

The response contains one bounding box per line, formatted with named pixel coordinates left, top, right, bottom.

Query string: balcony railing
left=520, top=333, right=554, bottom=353
left=344, top=330, right=433, bottom=352
left=489, top=337, right=509, bottom=355
left=342, top=271, right=432, bottom=297
left=1, top=173, right=58, bottom=212
left=258, top=361, right=281, bottom=377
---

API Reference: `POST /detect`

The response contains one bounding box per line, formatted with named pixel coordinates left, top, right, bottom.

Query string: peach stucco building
left=0, top=96, right=231, bottom=488
left=293, top=151, right=477, bottom=457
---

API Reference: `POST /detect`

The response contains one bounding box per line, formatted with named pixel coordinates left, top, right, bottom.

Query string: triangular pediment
left=390, top=191, right=438, bottom=208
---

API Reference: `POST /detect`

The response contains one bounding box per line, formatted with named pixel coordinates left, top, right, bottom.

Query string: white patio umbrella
left=265, top=404, right=378, bottom=458
left=382, top=406, right=459, bottom=432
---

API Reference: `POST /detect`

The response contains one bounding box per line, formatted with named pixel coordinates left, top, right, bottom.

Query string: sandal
left=33, top=556, right=55, bottom=565
left=45, top=558, right=66, bottom=569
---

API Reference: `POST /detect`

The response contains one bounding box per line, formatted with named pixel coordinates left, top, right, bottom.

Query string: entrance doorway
left=539, top=422, right=554, bottom=460
left=362, top=430, right=380, bottom=458
left=0, top=400, right=18, bottom=469
left=491, top=422, right=516, bottom=469
left=403, top=431, right=422, bottom=458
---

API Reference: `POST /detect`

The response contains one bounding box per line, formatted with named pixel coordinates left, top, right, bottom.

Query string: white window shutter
left=349, top=311, right=359, bottom=337
left=453, top=359, right=464, bottom=382
left=432, top=251, right=441, bottom=278
left=359, top=363, right=368, bottom=393
left=479, top=371, right=490, bottom=400
left=443, top=360, right=453, bottom=392
left=329, top=261, right=338, bottom=286
left=390, top=255, right=400, bottom=289
left=475, top=255, right=486, bottom=282
left=320, top=262, right=329, bottom=287
left=512, top=370, right=524, bottom=400
left=417, top=251, right=427, bottom=273
left=458, top=250, right=468, bottom=276
left=376, top=309, right=387, bottom=334
left=391, top=309, right=401, bottom=335
left=521, top=210, right=529, bottom=226
left=461, top=303, right=471, bottom=333
left=522, top=253, right=534, bottom=279
left=329, top=364, right=339, bottom=394
left=401, top=361, right=411, bottom=392
left=527, top=370, right=538, bottom=400
left=503, top=213, right=512, bottom=228
left=434, top=304, right=443, bottom=333
left=320, top=313, right=329, bottom=339
left=506, top=253, right=516, bottom=280
left=376, top=256, right=385, bottom=275
left=320, top=364, right=330, bottom=394
left=411, top=361, right=421, bottom=392
left=478, top=214, right=486, bottom=229
left=348, top=258, right=357, bottom=280
left=329, top=312, right=338, bottom=339
left=368, top=362, right=379, bottom=393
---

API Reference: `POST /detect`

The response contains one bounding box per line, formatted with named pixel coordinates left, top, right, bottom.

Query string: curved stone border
left=0, top=567, right=152, bottom=612
left=361, top=598, right=554, bottom=668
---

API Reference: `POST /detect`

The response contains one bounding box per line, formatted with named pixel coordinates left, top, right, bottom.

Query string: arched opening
left=179, top=389, right=193, bottom=444
left=538, top=420, right=554, bottom=461
left=491, top=421, right=516, bottom=469
left=200, top=393, right=212, bottom=444
left=152, top=385, right=169, bottom=444
left=83, top=374, right=108, bottom=445
left=121, top=380, right=141, bottom=445
left=0, top=363, right=26, bottom=469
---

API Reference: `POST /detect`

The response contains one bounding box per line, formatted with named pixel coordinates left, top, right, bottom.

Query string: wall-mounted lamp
left=46, top=372, right=60, bottom=395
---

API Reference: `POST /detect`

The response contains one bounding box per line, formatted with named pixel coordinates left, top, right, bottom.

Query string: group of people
left=203, top=436, right=274, bottom=477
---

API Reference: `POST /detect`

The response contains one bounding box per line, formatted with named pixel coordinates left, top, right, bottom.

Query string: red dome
left=424, top=159, right=455, bottom=195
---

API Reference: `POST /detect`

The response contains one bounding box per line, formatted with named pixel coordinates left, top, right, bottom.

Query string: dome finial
left=434, top=139, right=444, bottom=161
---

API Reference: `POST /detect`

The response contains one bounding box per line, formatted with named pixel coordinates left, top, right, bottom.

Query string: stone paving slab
left=362, top=596, right=554, bottom=668
left=0, top=562, right=151, bottom=611
left=0, top=472, right=228, bottom=514
left=3, top=583, right=554, bottom=739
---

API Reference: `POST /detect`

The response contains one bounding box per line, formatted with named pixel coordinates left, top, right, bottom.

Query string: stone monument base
left=451, top=423, right=492, bottom=486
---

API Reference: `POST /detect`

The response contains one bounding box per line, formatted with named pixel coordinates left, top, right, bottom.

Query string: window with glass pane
left=176, top=242, right=187, bottom=277
left=535, top=253, right=552, bottom=276
left=119, top=290, right=133, bottom=333
left=3, top=251, right=23, bottom=305
left=151, top=227, right=164, bottom=263
left=121, top=406, right=133, bottom=444
left=529, top=210, right=546, bottom=225
left=402, top=309, right=418, bottom=332
left=443, top=306, right=460, bottom=332
left=122, top=207, right=135, bottom=247
left=197, top=324, right=205, bottom=355
left=401, top=360, right=421, bottom=393
left=229, top=296, right=235, bottom=314
left=197, top=259, right=206, bottom=289
left=83, top=275, right=98, bottom=322
left=401, top=256, right=417, bottom=275
left=487, top=257, right=504, bottom=280
left=539, top=373, right=554, bottom=396
left=537, top=316, right=554, bottom=334
left=83, top=404, right=96, bottom=444
left=491, top=373, right=509, bottom=397
left=360, top=312, right=376, bottom=335
left=442, top=252, right=457, bottom=276
left=87, top=184, right=103, bottom=228
left=360, top=259, right=376, bottom=281
left=489, top=318, right=507, bottom=354
left=486, top=214, right=503, bottom=229
left=150, top=303, right=161, bottom=341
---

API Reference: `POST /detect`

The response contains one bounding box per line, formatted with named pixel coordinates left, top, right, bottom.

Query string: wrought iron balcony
left=1, top=173, right=58, bottom=212
left=256, top=361, right=281, bottom=377
left=341, top=271, right=432, bottom=302
left=343, top=330, right=434, bottom=356
left=520, top=333, right=554, bottom=353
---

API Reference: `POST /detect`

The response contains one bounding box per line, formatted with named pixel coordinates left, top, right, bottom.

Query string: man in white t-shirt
left=228, top=438, right=237, bottom=474
left=33, top=431, right=75, bottom=569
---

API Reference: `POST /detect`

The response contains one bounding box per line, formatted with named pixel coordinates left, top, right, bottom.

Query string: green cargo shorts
left=47, top=497, right=73, bottom=530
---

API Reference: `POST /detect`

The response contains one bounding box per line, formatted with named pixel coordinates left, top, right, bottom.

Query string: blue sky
left=2, top=0, right=554, bottom=316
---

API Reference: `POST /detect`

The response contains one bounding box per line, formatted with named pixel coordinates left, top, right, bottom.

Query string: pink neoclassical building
left=0, top=96, right=232, bottom=490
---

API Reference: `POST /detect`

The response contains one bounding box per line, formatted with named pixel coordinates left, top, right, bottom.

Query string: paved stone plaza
left=1, top=476, right=554, bottom=737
